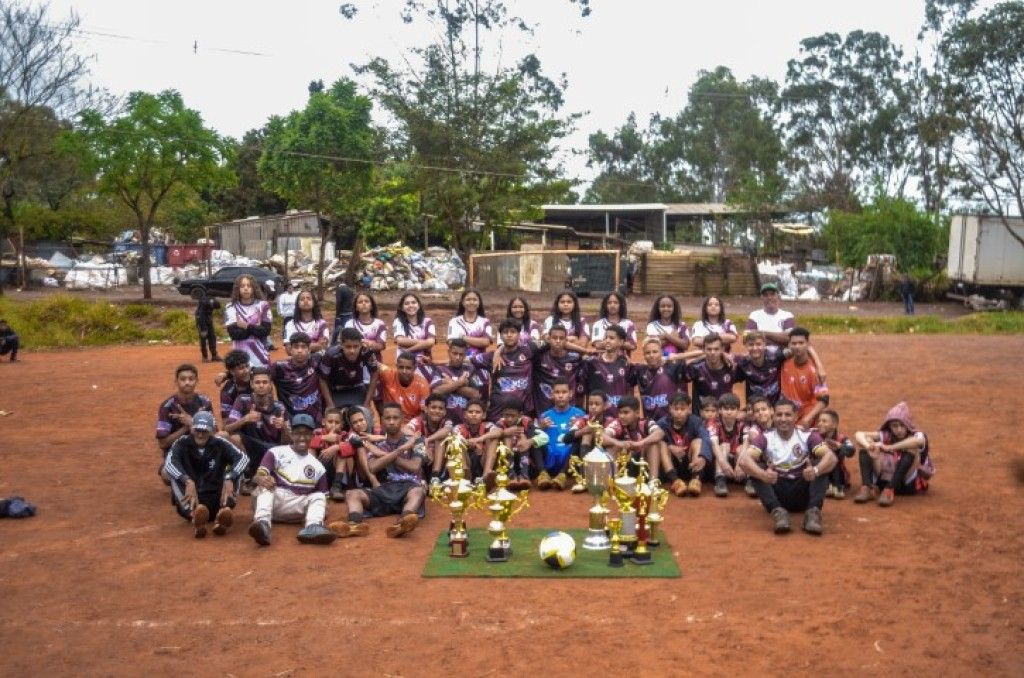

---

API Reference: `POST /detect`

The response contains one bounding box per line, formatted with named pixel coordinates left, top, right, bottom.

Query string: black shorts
left=331, top=387, right=368, bottom=409
left=366, top=481, right=420, bottom=517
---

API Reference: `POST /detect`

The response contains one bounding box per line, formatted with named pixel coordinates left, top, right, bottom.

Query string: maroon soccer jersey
left=156, top=393, right=213, bottom=440
left=633, top=362, right=687, bottom=421
left=430, top=363, right=489, bottom=424
left=473, top=344, right=536, bottom=419
left=269, top=354, right=324, bottom=422
left=734, top=347, right=786, bottom=404
left=605, top=417, right=656, bottom=444
left=219, top=379, right=250, bottom=419
left=579, top=355, right=634, bottom=414
left=532, top=347, right=584, bottom=415
left=228, top=394, right=287, bottom=444
left=685, top=359, right=739, bottom=413
left=319, top=344, right=378, bottom=392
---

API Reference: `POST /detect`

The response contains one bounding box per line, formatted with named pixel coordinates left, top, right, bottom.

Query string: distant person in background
left=0, top=318, right=19, bottom=363
left=276, top=280, right=300, bottom=345
left=194, top=290, right=221, bottom=363
left=746, top=283, right=795, bottom=349
left=333, top=282, right=355, bottom=344
left=900, top=273, right=915, bottom=315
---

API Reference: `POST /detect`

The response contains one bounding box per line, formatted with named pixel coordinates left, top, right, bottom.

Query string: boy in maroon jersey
left=482, top=398, right=549, bottom=490
left=319, top=327, right=379, bottom=410
left=268, top=332, right=330, bottom=423
left=224, top=367, right=288, bottom=490
left=578, top=325, right=635, bottom=415
left=560, top=390, right=613, bottom=493
left=454, top=399, right=498, bottom=481
left=649, top=393, right=714, bottom=497
left=711, top=393, right=752, bottom=498
left=430, top=338, right=488, bottom=425
left=814, top=409, right=855, bottom=500
left=218, top=350, right=252, bottom=420
left=633, top=338, right=699, bottom=421
left=404, top=393, right=454, bottom=486
left=532, top=325, right=588, bottom=415
left=686, top=333, right=740, bottom=415
left=474, top=319, right=537, bottom=419
left=156, top=364, right=215, bottom=482
left=603, top=396, right=663, bottom=477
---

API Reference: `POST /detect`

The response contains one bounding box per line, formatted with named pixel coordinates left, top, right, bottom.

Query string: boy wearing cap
left=163, top=412, right=248, bottom=538
left=247, top=414, right=336, bottom=546
left=746, top=283, right=796, bottom=348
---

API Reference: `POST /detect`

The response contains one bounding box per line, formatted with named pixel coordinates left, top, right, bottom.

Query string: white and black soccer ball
left=538, top=531, right=576, bottom=569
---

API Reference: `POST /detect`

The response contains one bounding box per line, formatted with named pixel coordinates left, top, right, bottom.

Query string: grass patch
left=800, top=313, right=1024, bottom=335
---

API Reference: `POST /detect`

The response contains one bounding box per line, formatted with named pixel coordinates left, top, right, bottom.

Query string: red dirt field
left=1, top=336, right=1023, bottom=676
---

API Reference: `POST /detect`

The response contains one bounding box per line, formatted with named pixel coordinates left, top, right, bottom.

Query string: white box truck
left=947, top=214, right=1024, bottom=306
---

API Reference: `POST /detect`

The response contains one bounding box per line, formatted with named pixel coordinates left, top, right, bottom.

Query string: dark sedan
left=175, top=266, right=284, bottom=300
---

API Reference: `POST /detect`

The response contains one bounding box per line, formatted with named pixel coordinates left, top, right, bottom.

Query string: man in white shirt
left=273, top=280, right=301, bottom=351
left=745, top=283, right=795, bottom=348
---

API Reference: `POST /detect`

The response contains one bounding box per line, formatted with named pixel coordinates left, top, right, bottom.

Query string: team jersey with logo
left=258, top=445, right=329, bottom=495
left=446, top=315, right=493, bottom=357
left=227, top=394, right=287, bottom=444
left=686, top=359, right=739, bottom=413
left=472, top=344, right=536, bottom=418
left=532, top=347, right=584, bottom=415
left=540, top=406, right=586, bottom=472
left=632, top=362, right=687, bottom=421
left=455, top=420, right=496, bottom=444
left=343, top=317, right=388, bottom=363
left=319, top=344, right=378, bottom=392
left=717, top=420, right=746, bottom=455
left=156, top=394, right=214, bottom=440
left=605, top=417, right=656, bottom=445
left=269, top=355, right=324, bottom=422
left=284, top=317, right=330, bottom=348
left=370, top=434, right=422, bottom=484
left=430, top=363, right=488, bottom=424
left=493, top=415, right=538, bottom=451
left=378, top=367, right=431, bottom=423
left=219, top=379, right=251, bottom=419
left=591, top=317, right=638, bottom=347
left=655, top=414, right=713, bottom=460
left=745, top=309, right=795, bottom=346
left=747, top=428, right=827, bottom=479
left=879, top=429, right=935, bottom=481
left=391, top=317, right=436, bottom=363
left=578, top=355, right=634, bottom=413
left=224, top=300, right=272, bottom=366
left=780, top=357, right=826, bottom=422
left=515, top=319, right=542, bottom=345
left=734, top=347, right=787, bottom=403
left=645, top=320, right=689, bottom=356
left=690, top=319, right=738, bottom=351
left=543, top=315, right=591, bottom=341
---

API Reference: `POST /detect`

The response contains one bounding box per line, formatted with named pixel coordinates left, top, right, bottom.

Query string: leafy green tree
left=823, top=195, right=946, bottom=270
left=783, top=31, right=913, bottom=210
left=258, top=78, right=374, bottom=296
left=941, top=1, right=1024, bottom=249
left=348, top=0, right=579, bottom=253
left=73, top=90, right=230, bottom=299
left=212, top=127, right=287, bottom=220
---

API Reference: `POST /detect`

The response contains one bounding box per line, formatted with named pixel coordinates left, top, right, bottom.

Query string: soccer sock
left=663, top=469, right=679, bottom=483
left=349, top=511, right=364, bottom=524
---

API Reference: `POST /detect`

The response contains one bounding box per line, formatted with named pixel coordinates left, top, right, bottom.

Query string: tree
left=212, top=127, right=288, bottom=220
left=259, top=78, right=375, bottom=297
left=348, top=0, right=580, bottom=254
left=0, top=0, right=95, bottom=293
left=782, top=31, right=913, bottom=210
left=941, top=1, right=1024, bottom=249
left=74, top=90, right=229, bottom=299
left=822, top=195, right=946, bottom=271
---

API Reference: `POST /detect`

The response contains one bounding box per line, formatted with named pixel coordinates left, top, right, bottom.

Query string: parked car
left=175, top=266, right=284, bottom=301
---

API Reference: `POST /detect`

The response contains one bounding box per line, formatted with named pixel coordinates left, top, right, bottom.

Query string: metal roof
left=543, top=202, right=793, bottom=216
left=542, top=203, right=668, bottom=213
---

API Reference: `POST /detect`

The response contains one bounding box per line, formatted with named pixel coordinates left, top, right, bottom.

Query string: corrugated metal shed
left=213, top=210, right=322, bottom=256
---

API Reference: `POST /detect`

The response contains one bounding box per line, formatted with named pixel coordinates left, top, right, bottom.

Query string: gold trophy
left=646, top=479, right=669, bottom=548
left=631, top=461, right=653, bottom=565
left=607, top=516, right=624, bottom=567
left=568, top=421, right=613, bottom=550
left=609, top=447, right=638, bottom=555
left=475, top=440, right=529, bottom=562
left=428, top=432, right=475, bottom=557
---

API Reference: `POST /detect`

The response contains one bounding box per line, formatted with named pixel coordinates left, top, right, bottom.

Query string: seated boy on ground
left=224, top=366, right=288, bottom=493
left=156, top=363, right=215, bottom=482
left=603, top=396, right=663, bottom=479
left=454, top=399, right=498, bottom=481
left=482, top=398, right=549, bottom=491
left=649, top=393, right=714, bottom=497
left=331, top=402, right=427, bottom=539
left=814, top=408, right=855, bottom=500
left=853, top=401, right=934, bottom=507
left=712, top=393, right=752, bottom=498
left=403, top=393, right=454, bottom=486
left=560, top=390, right=613, bottom=493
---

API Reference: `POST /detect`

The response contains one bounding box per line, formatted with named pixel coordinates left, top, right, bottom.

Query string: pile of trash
left=353, top=243, right=466, bottom=292
left=758, top=260, right=846, bottom=301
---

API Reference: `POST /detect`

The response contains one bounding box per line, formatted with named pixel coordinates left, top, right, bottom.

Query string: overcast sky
left=47, top=0, right=974, bottom=185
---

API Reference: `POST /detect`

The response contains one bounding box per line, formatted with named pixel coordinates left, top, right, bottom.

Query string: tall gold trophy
left=428, top=432, right=475, bottom=557
left=646, top=479, right=669, bottom=548
left=609, top=448, right=638, bottom=556
left=568, top=421, right=613, bottom=550
left=630, top=461, right=654, bottom=565
left=475, top=440, right=529, bottom=562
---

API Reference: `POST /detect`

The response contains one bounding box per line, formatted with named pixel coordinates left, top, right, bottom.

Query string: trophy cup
left=610, top=472, right=638, bottom=556
left=428, top=432, right=475, bottom=557
left=567, top=423, right=613, bottom=551
left=477, top=441, right=529, bottom=562
left=645, top=479, right=669, bottom=549
left=607, top=516, right=624, bottom=567
left=630, top=461, right=653, bottom=565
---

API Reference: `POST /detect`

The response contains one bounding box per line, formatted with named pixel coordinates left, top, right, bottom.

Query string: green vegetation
left=800, top=313, right=1024, bottom=336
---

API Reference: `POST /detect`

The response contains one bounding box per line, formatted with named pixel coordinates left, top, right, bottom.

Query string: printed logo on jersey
left=448, top=395, right=468, bottom=410
left=497, top=377, right=529, bottom=392
left=303, top=465, right=315, bottom=479
left=291, top=392, right=321, bottom=411
left=642, top=394, right=669, bottom=411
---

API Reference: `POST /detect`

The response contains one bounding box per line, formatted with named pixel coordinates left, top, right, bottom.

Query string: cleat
left=878, top=487, right=895, bottom=507
left=536, top=471, right=553, bottom=491
left=802, top=507, right=823, bottom=535
left=550, top=472, right=569, bottom=491
left=833, top=486, right=846, bottom=500
left=744, top=479, right=757, bottom=498
left=248, top=519, right=272, bottom=546
left=297, top=523, right=337, bottom=545
left=212, top=507, right=233, bottom=536
left=330, top=520, right=369, bottom=538
left=385, top=513, right=419, bottom=538
left=670, top=478, right=687, bottom=497
left=686, top=478, right=702, bottom=497
left=329, top=476, right=346, bottom=502
left=771, top=507, right=791, bottom=534
left=853, top=485, right=876, bottom=503
left=192, top=504, right=209, bottom=538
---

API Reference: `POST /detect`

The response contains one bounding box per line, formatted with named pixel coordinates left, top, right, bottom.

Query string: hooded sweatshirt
left=880, top=402, right=935, bottom=479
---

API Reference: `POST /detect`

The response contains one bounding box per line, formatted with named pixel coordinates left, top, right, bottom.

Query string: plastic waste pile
left=355, top=243, right=466, bottom=292
left=758, top=260, right=845, bottom=301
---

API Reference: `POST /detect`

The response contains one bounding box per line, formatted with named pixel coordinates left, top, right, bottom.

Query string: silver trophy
left=581, top=446, right=613, bottom=550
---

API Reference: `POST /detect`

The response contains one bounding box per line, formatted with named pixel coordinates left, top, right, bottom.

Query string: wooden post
left=614, top=251, right=621, bottom=292
left=468, top=254, right=476, bottom=288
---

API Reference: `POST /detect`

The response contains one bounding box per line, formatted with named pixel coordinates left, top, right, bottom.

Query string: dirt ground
left=1, top=335, right=1023, bottom=676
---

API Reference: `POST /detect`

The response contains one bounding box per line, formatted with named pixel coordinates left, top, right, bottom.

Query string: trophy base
left=486, top=545, right=511, bottom=562
left=608, top=550, right=624, bottom=568
left=630, top=550, right=653, bottom=565
left=618, top=539, right=637, bottom=557
left=449, top=537, right=469, bottom=558
left=646, top=538, right=660, bottom=548
left=581, top=529, right=611, bottom=551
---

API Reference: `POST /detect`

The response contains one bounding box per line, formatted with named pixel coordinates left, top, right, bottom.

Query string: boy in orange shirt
left=780, top=327, right=829, bottom=428
left=376, top=352, right=430, bottom=424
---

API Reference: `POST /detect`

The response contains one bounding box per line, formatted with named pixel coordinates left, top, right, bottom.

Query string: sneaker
left=248, top=519, right=272, bottom=546
left=241, top=479, right=256, bottom=496
left=825, top=484, right=837, bottom=499
left=670, top=478, right=687, bottom=497
left=802, top=507, right=823, bottom=535
left=744, top=479, right=757, bottom=498
left=192, top=504, right=209, bottom=538
left=686, top=479, right=702, bottom=497
left=570, top=481, right=587, bottom=494
left=297, top=523, right=337, bottom=545
left=833, top=486, right=846, bottom=500
left=212, top=507, right=233, bottom=536
left=551, top=473, right=568, bottom=491
left=878, top=487, right=895, bottom=507
left=537, top=470, right=553, bottom=491
left=771, top=507, right=791, bottom=534
left=329, top=476, right=346, bottom=502
left=330, top=520, right=369, bottom=538
left=853, top=485, right=876, bottom=503
left=385, top=513, right=419, bottom=538
left=713, top=476, right=728, bottom=498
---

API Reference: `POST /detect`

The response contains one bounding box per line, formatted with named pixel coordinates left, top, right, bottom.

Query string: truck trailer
left=947, top=214, right=1024, bottom=307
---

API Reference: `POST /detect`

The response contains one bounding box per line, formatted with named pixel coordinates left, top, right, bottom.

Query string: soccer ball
left=538, top=531, right=576, bottom=569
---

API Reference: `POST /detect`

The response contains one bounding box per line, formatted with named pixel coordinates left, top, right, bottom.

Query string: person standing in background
left=899, top=273, right=915, bottom=315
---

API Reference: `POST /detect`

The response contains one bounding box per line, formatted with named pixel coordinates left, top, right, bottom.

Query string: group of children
left=159, top=277, right=935, bottom=543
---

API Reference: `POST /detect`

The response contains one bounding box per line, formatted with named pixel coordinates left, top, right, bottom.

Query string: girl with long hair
left=542, top=291, right=591, bottom=353
left=447, top=288, right=492, bottom=357
left=690, top=296, right=738, bottom=352
left=392, top=292, right=436, bottom=375
left=591, top=291, right=637, bottom=353
left=284, top=288, right=330, bottom=353
left=224, top=274, right=273, bottom=366
left=506, top=296, right=540, bottom=344
left=645, top=294, right=689, bottom=356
